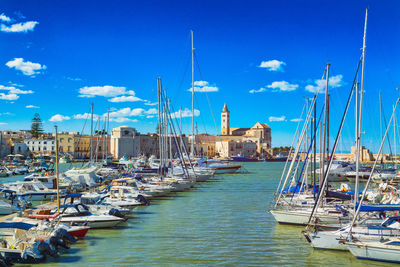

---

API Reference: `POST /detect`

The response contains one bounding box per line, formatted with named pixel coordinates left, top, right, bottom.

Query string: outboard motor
left=109, top=208, right=127, bottom=220
left=37, top=241, right=58, bottom=258
left=136, top=194, right=149, bottom=206
left=49, top=236, right=70, bottom=250
left=54, top=228, right=77, bottom=243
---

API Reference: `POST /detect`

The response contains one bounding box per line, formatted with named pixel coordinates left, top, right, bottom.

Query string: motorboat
left=0, top=181, right=61, bottom=201
left=58, top=203, right=126, bottom=229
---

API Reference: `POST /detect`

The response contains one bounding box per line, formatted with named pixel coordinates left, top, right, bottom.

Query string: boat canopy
left=356, top=203, right=400, bottom=212
left=0, top=222, right=37, bottom=230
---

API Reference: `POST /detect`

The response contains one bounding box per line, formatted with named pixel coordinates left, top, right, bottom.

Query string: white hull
left=307, top=226, right=400, bottom=251
left=270, top=209, right=350, bottom=228
left=348, top=242, right=400, bottom=263
left=60, top=217, right=124, bottom=229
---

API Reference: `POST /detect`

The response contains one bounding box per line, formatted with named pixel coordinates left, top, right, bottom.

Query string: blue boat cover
left=0, top=222, right=37, bottom=230
left=356, top=203, right=400, bottom=212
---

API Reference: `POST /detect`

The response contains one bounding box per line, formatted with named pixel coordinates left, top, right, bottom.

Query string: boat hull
left=348, top=243, right=400, bottom=263
left=269, top=209, right=350, bottom=228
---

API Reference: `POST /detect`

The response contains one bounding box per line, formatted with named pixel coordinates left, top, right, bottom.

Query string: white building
left=216, top=140, right=257, bottom=158
left=13, top=143, right=29, bottom=156
left=25, top=139, right=55, bottom=155
left=110, top=126, right=140, bottom=159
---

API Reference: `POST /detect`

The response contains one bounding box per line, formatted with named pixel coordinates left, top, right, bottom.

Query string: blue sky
left=0, top=0, right=399, bottom=151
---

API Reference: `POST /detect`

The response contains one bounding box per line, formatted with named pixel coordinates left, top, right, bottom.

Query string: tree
left=31, top=113, right=43, bottom=138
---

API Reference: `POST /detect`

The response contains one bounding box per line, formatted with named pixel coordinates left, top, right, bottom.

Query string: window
left=68, top=138, right=72, bottom=143
left=43, top=147, right=47, bottom=151
left=60, top=138, right=64, bottom=142
left=52, top=146, right=54, bottom=150
left=44, top=141, right=47, bottom=144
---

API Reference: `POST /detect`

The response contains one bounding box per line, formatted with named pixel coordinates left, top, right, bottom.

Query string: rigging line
left=381, top=101, right=393, bottom=160
left=307, top=56, right=362, bottom=228
left=194, top=51, right=219, bottom=134
left=273, top=102, right=306, bottom=198
left=290, top=103, right=325, bottom=201
left=192, top=93, right=208, bottom=155
left=73, top=107, right=91, bottom=167
left=173, top=54, right=191, bottom=102
left=274, top=66, right=327, bottom=208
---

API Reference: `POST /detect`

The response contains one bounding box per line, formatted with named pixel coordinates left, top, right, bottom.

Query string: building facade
left=110, top=126, right=141, bottom=159
left=218, top=104, right=272, bottom=157
left=216, top=140, right=257, bottom=158
left=24, top=139, right=55, bottom=155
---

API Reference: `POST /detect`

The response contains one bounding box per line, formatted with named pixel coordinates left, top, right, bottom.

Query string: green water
left=9, top=162, right=392, bottom=266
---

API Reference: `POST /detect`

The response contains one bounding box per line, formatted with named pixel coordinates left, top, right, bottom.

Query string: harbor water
left=6, top=162, right=392, bottom=266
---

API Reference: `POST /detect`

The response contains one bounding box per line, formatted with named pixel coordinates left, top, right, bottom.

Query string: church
left=190, top=103, right=272, bottom=158
left=217, top=103, right=272, bottom=158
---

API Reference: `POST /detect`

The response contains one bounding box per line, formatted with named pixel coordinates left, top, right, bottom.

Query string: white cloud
left=66, top=77, right=82, bottom=81
left=171, top=108, right=200, bottom=119
left=267, top=81, right=298, bottom=92
left=194, top=81, right=208, bottom=87
left=259, top=60, right=286, bottom=71
left=305, top=74, right=344, bottom=94
left=145, top=108, right=157, bottom=115
left=0, top=13, right=11, bottom=22
left=269, top=116, right=286, bottom=122
left=188, top=80, right=219, bottom=93
left=0, top=85, right=33, bottom=94
left=79, top=86, right=127, bottom=98
left=108, top=95, right=142, bottom=103
left=0, top=122, right=7, bottom=125
left=146, top=115, right=154, bottom=118
left=249, top=88, right=266, bottom=94
left=6, top=58, right=46, bottom=76
left=1, top=21, right=38, bottom=33
left=0, top=112, right=13, bottom=116
left=250, top=81, right=298, bottom=93
left=290, top=118, right=303, bottom=122
left=73, top=113, right=100, bottom=120
left=0, top=93, right=18, bottom=100
left=26, top=105, right=39, bottom=108
left=144, top=101, right=157, bottom=106
left=49, top=114, right=71, bottom=122
left=109, top=117, right=138, bottom=123
left=73, top=107, right=154, bottom=123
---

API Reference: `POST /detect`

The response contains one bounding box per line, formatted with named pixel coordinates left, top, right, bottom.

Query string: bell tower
left=221, top=103, right=230, bottom=135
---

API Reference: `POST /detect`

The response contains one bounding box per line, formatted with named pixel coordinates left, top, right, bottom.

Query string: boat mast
left=313, top=95, right=317, bottom=198
left=355, top=82, right=359, bottom=162
left=106, top=108, right=110, bottom=160
left=355, top=8, right=368, bottom=206
left=90, top=103, right=94, bottom=163
left=54, top=125, right=60, bottom=213
left=394, top=104, right=397, bottom=167
left=380, top=92, right=383, bottom=146
left=191, top=29, right=195, bottom=157
left=322, top=63, right=330, bottom=189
